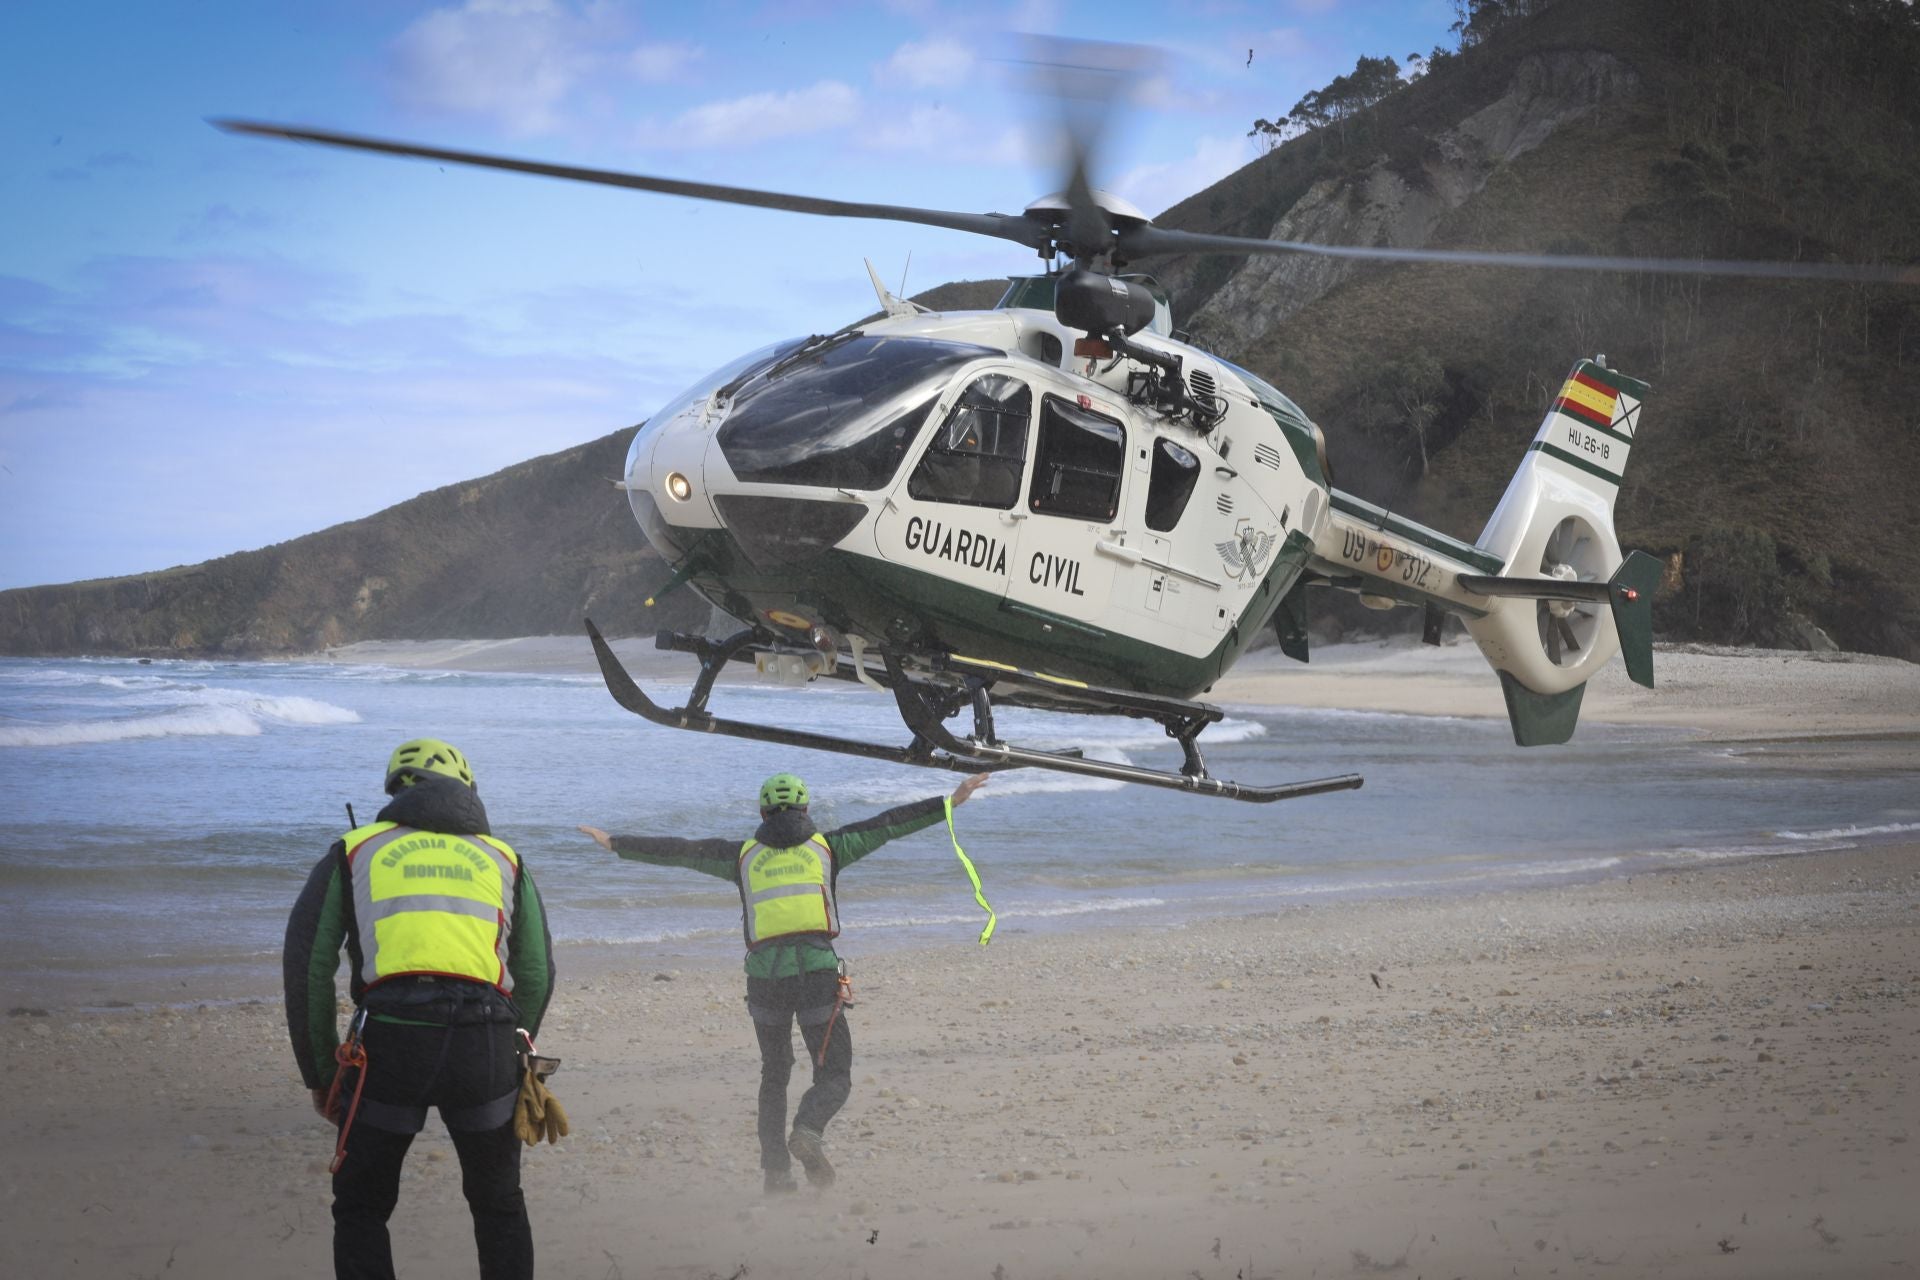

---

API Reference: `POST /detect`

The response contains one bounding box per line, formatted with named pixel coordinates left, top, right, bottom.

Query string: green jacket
left=282, top=777, right=555, bottom=1089
left=610, top=796, right=946, bottom=979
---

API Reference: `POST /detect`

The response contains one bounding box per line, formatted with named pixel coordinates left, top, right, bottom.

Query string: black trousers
left=331, top=1010, right=532, bottom=1280
left=747, top=969, right=852, bottom=1171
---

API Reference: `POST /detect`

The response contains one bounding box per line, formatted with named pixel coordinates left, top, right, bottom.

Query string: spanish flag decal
left=1525, top=360, right=1650, bottom=488
left=1552, top=369, right=1622, bottom=434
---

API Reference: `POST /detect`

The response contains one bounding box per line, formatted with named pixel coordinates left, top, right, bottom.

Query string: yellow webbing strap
left=944, top=795, right=996, bottom=945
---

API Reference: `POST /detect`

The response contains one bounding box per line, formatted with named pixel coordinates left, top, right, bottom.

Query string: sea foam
left=0, top=690, right=360, bottom=748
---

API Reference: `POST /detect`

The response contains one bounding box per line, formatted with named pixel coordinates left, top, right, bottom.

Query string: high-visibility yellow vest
left=737, top=833, right=838, bottom=950
left=343, top=821, right=520, bottom=991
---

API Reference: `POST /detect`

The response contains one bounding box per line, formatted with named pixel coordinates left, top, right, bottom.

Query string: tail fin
left=1461, top=358, right=1653, bottom=744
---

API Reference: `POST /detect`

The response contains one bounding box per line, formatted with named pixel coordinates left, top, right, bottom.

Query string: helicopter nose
left=711, top=494, right=869, bottom=570
left=624, top=414, right=723, bottom=560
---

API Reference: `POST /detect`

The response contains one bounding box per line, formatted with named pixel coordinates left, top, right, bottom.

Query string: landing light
left=664, top=471, right=692, bottom=502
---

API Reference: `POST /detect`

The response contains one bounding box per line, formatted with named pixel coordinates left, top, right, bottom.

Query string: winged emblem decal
left=1215, top=525, right=1276, bottom=580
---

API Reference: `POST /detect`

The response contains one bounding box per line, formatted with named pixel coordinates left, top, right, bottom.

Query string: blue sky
left=1, top=0, right=1456, bottom=590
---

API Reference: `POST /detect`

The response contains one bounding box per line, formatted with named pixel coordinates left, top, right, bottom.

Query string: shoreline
left=8, top=838, right=1915, bottom=1278
left=286, top=633, right=1920, bottom=742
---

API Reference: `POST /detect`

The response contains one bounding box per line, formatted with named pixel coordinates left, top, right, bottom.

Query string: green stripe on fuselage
left=681, top=527, right=1312, bottom=699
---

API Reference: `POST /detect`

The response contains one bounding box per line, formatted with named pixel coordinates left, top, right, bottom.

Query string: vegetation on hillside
left=1164, top=0, right=1920, bottom=658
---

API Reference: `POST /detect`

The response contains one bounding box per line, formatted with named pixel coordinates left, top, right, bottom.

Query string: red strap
left=815, top=974, right=854, bottom=1069
left=326, top=1038, right=370, bottom=1174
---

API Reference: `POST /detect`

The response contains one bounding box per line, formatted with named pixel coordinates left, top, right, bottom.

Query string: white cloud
left=1246, top=26, right=1314, bottom=67
left=857, top=105, right=1038, bottom=169
left=877, top=37, right=976, bottom=89
left=387, top=1, right=595, bottom=134
left=1113, top=133, right=1253, bottom=218
left=640, top=82, right=863, bottom=150
left=385, top=1, right=704, bottom=136
left=628, top=41, right=703, bottom=82
left=1006, top=0, right=1065, bottom=34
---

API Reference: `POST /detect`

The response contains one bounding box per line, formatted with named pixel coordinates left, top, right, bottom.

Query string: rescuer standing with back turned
left=285, top=738, right=555, bottom=1280
left=579, top=769, right=986, bottom=1194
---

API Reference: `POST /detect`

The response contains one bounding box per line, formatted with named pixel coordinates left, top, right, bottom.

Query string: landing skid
left=583, top=619, right=1363, bottom=805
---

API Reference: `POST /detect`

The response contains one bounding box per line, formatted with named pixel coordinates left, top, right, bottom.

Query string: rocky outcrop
left=1189, top=51, right=1641, bottom=356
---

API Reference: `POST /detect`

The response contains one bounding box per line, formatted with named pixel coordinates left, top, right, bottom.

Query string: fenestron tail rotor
left=1536, top=516, right=1604, bottom=667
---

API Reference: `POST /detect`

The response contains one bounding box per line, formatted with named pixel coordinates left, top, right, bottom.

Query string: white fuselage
left=622, top=307, right=1324, bottom=694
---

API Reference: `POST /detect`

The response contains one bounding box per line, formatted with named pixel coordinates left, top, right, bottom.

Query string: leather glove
left=513, top=1071, right=570, bottom=1146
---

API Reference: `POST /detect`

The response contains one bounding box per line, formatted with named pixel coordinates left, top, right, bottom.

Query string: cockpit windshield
left=716, top=334, right=996, bottom=491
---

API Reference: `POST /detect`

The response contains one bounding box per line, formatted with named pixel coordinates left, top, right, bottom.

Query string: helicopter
left=215, top=61, right=1913, bottom=805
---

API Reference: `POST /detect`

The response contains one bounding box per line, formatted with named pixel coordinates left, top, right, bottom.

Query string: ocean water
left=2, top=654, right=1916, bottom=1005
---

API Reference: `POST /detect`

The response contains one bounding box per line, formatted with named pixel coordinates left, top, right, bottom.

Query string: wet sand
left=5, top=841, right=1915, bottom=1278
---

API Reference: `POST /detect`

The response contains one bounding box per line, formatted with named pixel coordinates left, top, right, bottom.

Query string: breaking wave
left=1774, top=820, right=1920, bottom=841
left=0, top=691, right=360, bottom=748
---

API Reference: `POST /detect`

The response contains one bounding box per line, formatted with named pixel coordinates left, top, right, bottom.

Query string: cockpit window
left=716, top=336, right=995, bottom=491
left=627, top=338, right=804, bottom=482
left=908, top=374, right=1031, bottom=510
left=1029, top=396, right=1125, bottom=521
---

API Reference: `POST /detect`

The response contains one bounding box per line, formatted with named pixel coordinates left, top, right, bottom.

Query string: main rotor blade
left=212, top=119, right=1052, bottom=254
left=1116, top=224, right=1920, bottom=284
left=1004, top=37, right=1158, bottom=262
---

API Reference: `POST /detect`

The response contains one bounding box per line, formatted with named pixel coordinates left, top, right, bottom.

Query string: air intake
left=1253, top=443, right=1284, bottom=470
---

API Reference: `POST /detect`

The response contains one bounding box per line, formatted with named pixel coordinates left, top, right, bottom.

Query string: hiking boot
left=787, top=1126, right=834, bottom=1188
left=764, top=1169, right=798, bottom=1195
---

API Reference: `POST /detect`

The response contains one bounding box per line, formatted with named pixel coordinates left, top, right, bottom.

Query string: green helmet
left=758, top=772, right=809, bottom=811
left=384, top=738, right=476, bottom=795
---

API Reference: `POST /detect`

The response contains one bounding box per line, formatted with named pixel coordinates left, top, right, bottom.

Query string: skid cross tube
left=585, top=618, right=994, bottom=775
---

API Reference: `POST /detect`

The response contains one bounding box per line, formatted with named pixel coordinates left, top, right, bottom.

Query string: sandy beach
left=7, top=639, right=1916, bottom=1278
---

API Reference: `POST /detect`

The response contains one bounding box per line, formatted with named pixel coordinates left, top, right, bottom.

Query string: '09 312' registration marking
left=1340, top=528, right=1433, bottom=588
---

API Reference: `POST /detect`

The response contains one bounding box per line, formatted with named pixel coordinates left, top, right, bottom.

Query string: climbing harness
left=325, top=1006, right=370, bottom=1174
left=945, top=795, right=996, bottom=945
left=815, top=958, right=855, bottom=1068
left=516, top=1027, right=561, bottom=1081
